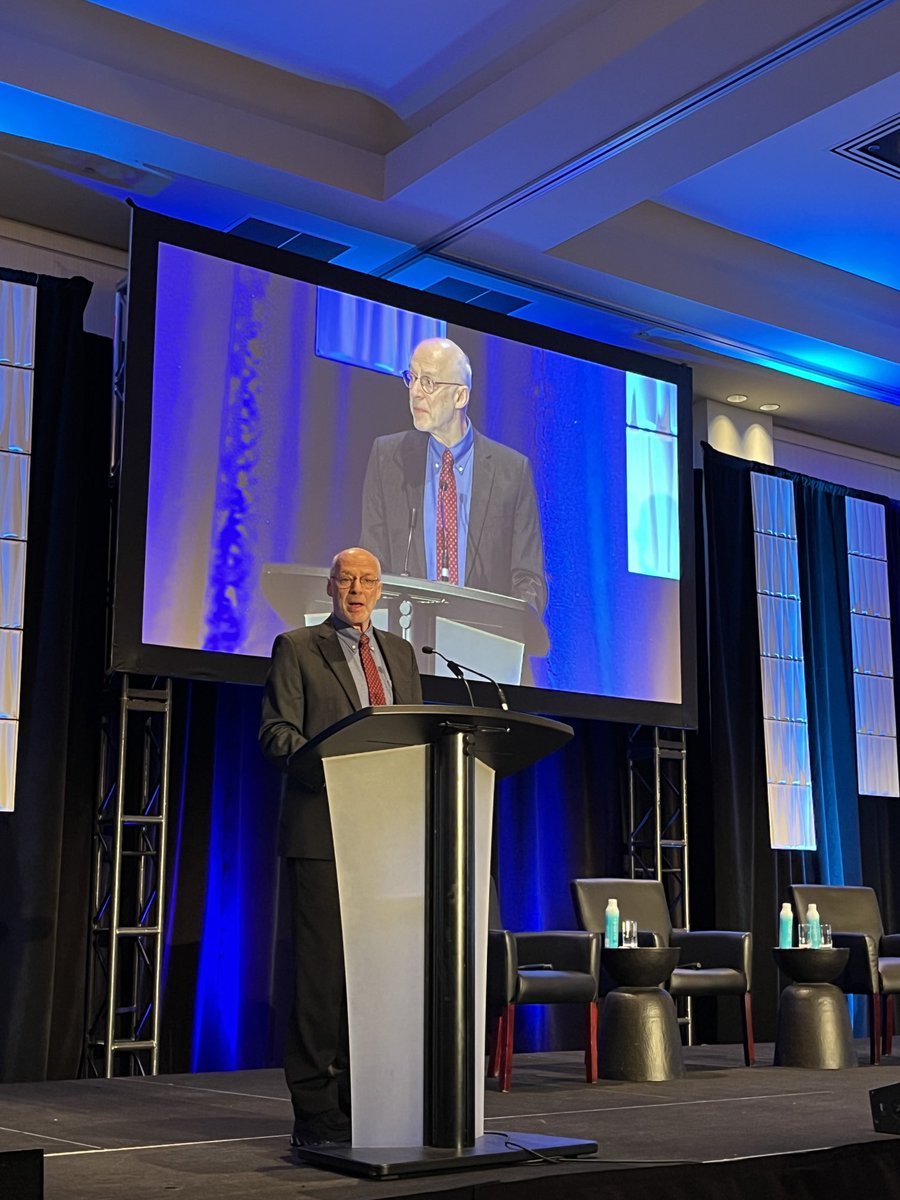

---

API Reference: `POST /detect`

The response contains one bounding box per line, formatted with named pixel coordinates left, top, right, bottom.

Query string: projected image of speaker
left=114, top=208, right=697, bottom=728
left=870, top=1082, right=900, bottom=1134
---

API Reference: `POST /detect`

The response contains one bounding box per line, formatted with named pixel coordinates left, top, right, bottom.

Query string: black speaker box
left=870, top=1082, right=900, bottom=1134
left=0, top=1148, right=43, bottom=1199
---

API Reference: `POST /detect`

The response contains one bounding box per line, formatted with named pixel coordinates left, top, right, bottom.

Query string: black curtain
left=794, top=479, right=862, bottom=888
left=155, top=679, right=219, bottom=1074
left=699, top=445, right=900, bottom=1042
left=0, top=272, right=111, bottom=1082
left=699, top=447, right=789, bottom=1042
left=158, top=685, right=630, bottom=1073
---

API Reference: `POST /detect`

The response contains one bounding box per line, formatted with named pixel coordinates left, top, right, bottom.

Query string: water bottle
left=778, top=902, right=793, bottom=949
left=605, top=898, right=620, bottom=949
left=806, top=902, right=822, bottom=949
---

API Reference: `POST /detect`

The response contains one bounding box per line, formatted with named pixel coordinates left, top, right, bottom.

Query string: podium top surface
left=297, top=705, right=572, bottom=778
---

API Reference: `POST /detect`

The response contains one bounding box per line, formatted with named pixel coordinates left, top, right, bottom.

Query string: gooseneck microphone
left=457, top=662, right=510, bottom=712
left=421, top=647, right=509, bottom=712
left=401, top=506, right=417, bottom=577
left=422, top=645, right=474, bottom=706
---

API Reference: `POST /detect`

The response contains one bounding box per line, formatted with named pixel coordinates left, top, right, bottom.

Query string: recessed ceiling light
left=725, top=393, right=748, bottom=404
left=759, top=403, right=781, bottom=412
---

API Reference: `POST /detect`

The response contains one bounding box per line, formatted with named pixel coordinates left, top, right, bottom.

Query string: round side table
left=599, top=947, right=684, bottom=1081
left=773, top=947, right=856, bottom=1069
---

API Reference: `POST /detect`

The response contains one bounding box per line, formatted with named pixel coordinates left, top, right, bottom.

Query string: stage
left=2, top=1042, right=900, bottom=1200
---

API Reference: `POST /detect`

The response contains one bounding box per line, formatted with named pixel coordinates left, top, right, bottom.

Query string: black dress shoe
left=291, top=1109, right=351, bottom=1149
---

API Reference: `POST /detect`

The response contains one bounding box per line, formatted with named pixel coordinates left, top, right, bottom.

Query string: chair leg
left=869, top=994, right=882, bottom=1065
left=883, top=996, right=895, bottom=1058
left=741, top=993, right=755, bottom=1067
left=498, top=1003, right=515, bottom=1092
left=584, top=1000, right=598, bottom=1083
left=486, top=1012, right=502, bottom=1078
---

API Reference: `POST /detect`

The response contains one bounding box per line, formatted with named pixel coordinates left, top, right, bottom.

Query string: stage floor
left=2, top=1041, right=900, bottom=1199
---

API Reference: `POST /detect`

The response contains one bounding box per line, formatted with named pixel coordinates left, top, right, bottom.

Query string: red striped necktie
left=358, top=632, right=387, bottom=706
left=437, top=448, right=459, bottom=584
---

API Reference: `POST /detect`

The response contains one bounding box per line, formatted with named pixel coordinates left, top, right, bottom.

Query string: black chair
left=571, top=877, right=755, bottom=1066
left=791, top=884, right=900, bottom=1063
left=486, top=881, right=600, bottom=1091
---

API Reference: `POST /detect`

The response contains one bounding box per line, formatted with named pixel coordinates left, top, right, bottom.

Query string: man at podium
left=360, top=337, right=547, bottom=613
left=259, top=546, right=422, bottom=1148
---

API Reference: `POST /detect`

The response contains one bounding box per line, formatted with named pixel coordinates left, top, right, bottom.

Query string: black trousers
left=284, top=857, right=350, bottom=1121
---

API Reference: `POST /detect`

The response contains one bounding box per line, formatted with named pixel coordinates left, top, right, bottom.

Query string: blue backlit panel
left=625, top=428, right=679, bottom=580
left=0, top=365, right=33, bottom=453
left=752, top=472, right=798, bottom=538
left=846, top=497, right=898, bottom=797
left=753, top=531, right=800, bottom=600
left=0, top=280, right=36, bottom=369
left=847, top=497, right=887, bottom=559
left=316, top=290, right=445, bottom=376
left=0, top=629, right=22, bottom=720
left=625, top=373, right=677, bottom=436
left=752, top=473, right=816, bottom=850
left=854, top=674, right=896, bottom=736
left=851, top=612, right=892, bottom=675
left=0, top=452, right=29, bottom=539
left=848, top=556, right=891, bottom=618
left=757, top=594, right=803, bottom=660
left=761, top=658, right=808, bottom=723
left=0, top=279, right=35, bottom=813
left=0, top=719, right=17, bottom=813
left=625, top=373, right=679, bottom=580
left=0, top=540, right=26, bottom=629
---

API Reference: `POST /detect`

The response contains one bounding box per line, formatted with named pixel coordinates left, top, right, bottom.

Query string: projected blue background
left=143, top=243, right=681, bottom=705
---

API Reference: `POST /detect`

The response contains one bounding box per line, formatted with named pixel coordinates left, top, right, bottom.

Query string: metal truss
left=83, top=674, right=172, bottom=1078
left=625, top=725, right=692, bottom=1039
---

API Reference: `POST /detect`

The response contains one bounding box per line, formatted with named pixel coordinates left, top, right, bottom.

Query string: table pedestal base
left=599, top=987, right=685, bottom=1081
left=774, top=983, right=857, bottom=1069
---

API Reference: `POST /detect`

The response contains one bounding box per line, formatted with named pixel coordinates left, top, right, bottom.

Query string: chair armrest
left=831, top=931, right=879, bottom=993
left=515, top=931, right=600, bottom=976
left=670, top=930, right=751, bottom=983
left=487, top=929, right=517, bottom=1005
left=881, top=933, right=900, bottom=957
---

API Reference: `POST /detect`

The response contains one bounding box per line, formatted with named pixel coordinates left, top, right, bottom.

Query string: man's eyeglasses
left=401, top=369, right=463, bottom=395
left=331, top=575, right=381, bottom=589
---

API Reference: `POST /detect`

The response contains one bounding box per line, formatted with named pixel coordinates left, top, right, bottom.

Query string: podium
left=290, top=705, right=597, bottom=1178
left=261, top=563, right=549, bottom=685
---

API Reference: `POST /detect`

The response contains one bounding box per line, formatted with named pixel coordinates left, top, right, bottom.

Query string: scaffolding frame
left=83, top=674, right=172, bottom=1078
left=625, top=725, right=692, bottom=1038
left=82, top=277, right=176, bottom=1078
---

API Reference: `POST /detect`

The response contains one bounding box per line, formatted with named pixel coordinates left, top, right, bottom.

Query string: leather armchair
left=486, top=881, right=600, bottom=1092
left=571, top=877, right=754, bottom=1065
left=791, top=884, right=900, bottom=1063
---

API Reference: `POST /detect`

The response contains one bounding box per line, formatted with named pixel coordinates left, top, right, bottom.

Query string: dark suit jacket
left=259, top=620, right=423, bottom=859
left=360, top=428, right=547, bottom=613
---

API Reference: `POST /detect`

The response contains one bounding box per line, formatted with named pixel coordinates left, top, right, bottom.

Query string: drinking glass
left=821, top=923, right=833, bottom=948
left=621, top=919, right=639, bottom=948
left=798, top=923, right=811, bottom=948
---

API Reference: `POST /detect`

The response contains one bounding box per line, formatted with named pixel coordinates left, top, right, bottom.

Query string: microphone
left=457, top=661, right=510, bottom=712
left=421, top=645, right=474, bottom=706
left=422, top=648, right=511, bottom=710
left=401, top=506, right=417, bottom=577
